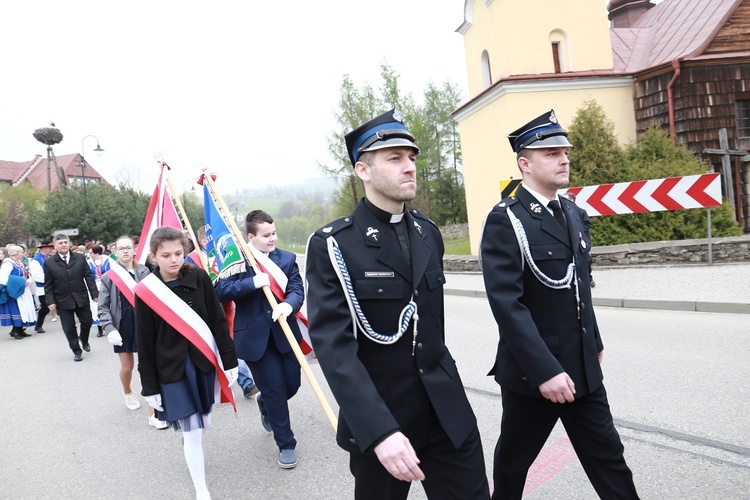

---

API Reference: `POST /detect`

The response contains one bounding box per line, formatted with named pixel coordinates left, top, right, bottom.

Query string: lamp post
left=79, top=135, right=104, bottom=198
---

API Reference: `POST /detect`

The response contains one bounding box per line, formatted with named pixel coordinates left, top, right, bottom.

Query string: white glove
left=145, top=394, right=163, bottom=412
left=252, top=273, right=270, bottom=289
left=107, top=330, right=123, bottom=346
left=272, top=302, right=293, bottom=322
left=224, top=367, right=239, bottom=387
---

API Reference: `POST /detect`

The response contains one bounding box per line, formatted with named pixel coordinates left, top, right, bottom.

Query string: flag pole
left=164, top=164, right=208, bottom=271
left=202, top=172, right=338, bottom=432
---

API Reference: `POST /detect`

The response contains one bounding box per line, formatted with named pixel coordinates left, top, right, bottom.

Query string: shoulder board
left=315, top=215, right=353, bottom=237
left=408, top=208, right=438, bottom=229
left=490, top=196, right=519, bottom=213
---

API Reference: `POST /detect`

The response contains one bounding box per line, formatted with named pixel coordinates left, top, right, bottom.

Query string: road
left=0, top=297, right=748, bottom=499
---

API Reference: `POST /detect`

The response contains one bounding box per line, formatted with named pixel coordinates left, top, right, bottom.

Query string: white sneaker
left=149, top=414, right=169, bottom=430
left=124, top=392, right=141, bottom=410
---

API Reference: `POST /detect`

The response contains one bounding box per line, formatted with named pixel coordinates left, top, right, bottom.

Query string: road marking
left=523, top=437, right=579, bottom=495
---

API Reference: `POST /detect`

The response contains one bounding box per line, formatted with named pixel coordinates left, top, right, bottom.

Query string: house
left=454, top=0, right=750, bottom=253
left=0, top=152, right=108, bottom=191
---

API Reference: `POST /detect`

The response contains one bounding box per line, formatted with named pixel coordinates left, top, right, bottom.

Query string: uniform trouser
left=36, top=295, right=49, bottom=328
left=247, top=336, right=301, bottom=451
left=349, top=424, right=490, bottom=500
left=493, top=385, right=639, bottom=500
left=58, top=305, right=93, bottom=355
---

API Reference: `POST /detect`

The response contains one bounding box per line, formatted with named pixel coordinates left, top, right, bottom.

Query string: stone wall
left=443, top=234, right=750, bottom=272
left=439, top=223, right=469, bottom=240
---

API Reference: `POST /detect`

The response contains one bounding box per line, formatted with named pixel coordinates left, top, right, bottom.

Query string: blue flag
left=203, top=182, right=246, bottom=281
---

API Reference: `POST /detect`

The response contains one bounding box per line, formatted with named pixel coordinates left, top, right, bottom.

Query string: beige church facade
left=454, top=0, right=640, bottom=254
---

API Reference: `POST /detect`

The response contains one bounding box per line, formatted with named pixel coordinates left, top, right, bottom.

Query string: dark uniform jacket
left=306, top=199, right=477, bottom=455
left=214, top=248, right=304, bottom=362
left=480, top=186, right=604, bottom=398
left=135, top=265, right=238, bottom=397
left=43, top=252, right=98, bottom=309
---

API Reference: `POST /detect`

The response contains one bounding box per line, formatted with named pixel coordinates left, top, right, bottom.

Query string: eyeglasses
left=116, top=246, right=134, bottom=251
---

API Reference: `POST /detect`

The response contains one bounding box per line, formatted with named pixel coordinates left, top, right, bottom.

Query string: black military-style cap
left=345, top=108, right=420, bottom=167
left=507, top=109, right=573, bottom=153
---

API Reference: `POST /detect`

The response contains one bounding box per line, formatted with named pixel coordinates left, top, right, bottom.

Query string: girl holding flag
left=98, top=236, right=168, bottom=429
left=135, top=227, right=238, bottom=500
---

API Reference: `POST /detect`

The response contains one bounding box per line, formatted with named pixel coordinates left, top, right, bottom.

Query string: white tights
left=182, top=415, right=212, bottom=500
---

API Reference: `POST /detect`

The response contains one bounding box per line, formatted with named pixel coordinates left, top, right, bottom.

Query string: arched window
left=548, top=29, right=571, bottom=73
left=481, top=50, right=492, bottom=88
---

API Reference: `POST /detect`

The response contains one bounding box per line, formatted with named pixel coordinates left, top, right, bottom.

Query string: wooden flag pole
left=202, top=172, right=337, bottom=432
left=165, top=169, right=208, bottom=271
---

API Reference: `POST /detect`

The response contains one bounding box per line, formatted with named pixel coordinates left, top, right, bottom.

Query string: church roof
left=611, top=0, right=744, bottom=73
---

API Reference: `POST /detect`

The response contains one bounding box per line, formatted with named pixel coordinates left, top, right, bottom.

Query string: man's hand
left=539, top=372, right=576, bottom=403
left=373, top=432, right=425, bottom=482
left=272, top=302, right=293, bottom=322
left=598, top=350, right=604, bottom=364
left=48, top=304, right=56, bottom=313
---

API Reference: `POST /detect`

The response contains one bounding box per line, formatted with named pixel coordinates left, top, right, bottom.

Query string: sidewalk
left=445, top=262, right=750, bottom=314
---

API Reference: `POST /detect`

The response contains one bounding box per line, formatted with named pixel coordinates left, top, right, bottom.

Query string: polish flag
left=135, top=162, right=182, bottom=264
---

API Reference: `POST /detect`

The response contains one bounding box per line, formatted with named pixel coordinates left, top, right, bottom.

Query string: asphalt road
left=1, top=297, right=748, bottom=499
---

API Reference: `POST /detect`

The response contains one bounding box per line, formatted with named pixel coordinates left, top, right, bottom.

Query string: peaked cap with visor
left=507, top=109, right=573, bottom=153
left=345, top=108, right=420, bottom=167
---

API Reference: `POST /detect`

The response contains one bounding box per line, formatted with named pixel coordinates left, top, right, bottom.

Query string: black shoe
left=82, top=343, right=91, bottom=352
left=256, top=395, right=272, bottom=432
left=590, top=279, right=596, bottom=288
left=34, top=327, right=45, bottom=334
left=11, top=331, right=24, bottom=340
left=96, top=326, right=103, bottom=337
left=74, top=352, right=83, bottom=362
left=19, top=330, right=32, bottom=337
left=243, top=382, right=260, bottom=399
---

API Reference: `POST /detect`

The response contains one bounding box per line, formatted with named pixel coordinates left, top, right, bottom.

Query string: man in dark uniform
left=305, top=109, right=489, bottom=499
left=480, top=110, right=638, bottom=499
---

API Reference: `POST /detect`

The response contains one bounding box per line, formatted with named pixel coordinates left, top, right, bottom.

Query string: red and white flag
left=248, top=244, right=314, bottom=358
left=135, top=162, right=182, bottom=264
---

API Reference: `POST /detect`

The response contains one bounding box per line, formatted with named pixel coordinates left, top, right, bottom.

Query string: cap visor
left=524, top=135, right=573, bottom=149
left=360, top=137, right=420, bottom=154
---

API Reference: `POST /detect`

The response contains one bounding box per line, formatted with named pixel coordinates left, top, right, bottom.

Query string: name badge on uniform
left=365, top=272, right=394, bottom=278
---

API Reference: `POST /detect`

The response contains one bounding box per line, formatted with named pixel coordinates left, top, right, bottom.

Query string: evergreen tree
left=567, top=101, right=741, bottom=245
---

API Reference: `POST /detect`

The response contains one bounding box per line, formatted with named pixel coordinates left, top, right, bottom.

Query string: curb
left=444, top=289, right=750, bottom=315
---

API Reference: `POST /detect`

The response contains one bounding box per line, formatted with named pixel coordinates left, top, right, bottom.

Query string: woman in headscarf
left=0, top=245, right=37, bottom=339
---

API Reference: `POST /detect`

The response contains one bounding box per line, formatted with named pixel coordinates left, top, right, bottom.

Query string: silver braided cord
left=506, top=207, right=576, bottom=289
left=326, top=236, right=417, bottom=345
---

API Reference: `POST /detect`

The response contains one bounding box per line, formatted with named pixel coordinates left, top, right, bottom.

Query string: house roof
left=611, top=0, right=743, bottom=73
left=0, top=153, right=108, bottom=191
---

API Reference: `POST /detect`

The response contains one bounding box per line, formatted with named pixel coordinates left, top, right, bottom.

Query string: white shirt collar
left=521, top=184, right=559, bottom=215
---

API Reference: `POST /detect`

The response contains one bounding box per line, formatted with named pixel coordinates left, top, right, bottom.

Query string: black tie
left=63, top=254, right=69, bottom=266
left=548, top=199, right=568, bottom=233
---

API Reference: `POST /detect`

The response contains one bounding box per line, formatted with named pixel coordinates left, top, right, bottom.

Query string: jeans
left=237, top=359, right=254, bottom=389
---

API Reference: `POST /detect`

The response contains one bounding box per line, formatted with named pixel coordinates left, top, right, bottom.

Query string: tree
left=567, top=101, right=741, bottom=245
left=322, top=64, right=467, bottom=224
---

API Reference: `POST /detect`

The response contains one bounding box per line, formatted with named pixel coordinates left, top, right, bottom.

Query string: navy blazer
left=214, top=248, right=304, bottom=362
left=480, top=186, right=604, bottom=398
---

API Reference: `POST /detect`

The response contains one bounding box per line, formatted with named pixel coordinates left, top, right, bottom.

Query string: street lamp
left=79, top=135, right=104, bottom=198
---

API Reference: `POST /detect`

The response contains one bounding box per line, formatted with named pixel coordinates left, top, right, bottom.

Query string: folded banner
left=248, top=244, right=313, bottom=356
left=103, top=263, right=137, bottom=306
left=133, top=274, right=236, bottom=411
left=135, top=162, right=182, bottom=264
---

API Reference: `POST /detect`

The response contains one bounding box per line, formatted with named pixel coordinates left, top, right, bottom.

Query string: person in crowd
left=215, top=210, right=303, bottom=469
left=480, top=110, right=638, bottom=499
left=29, top=241, right=54, bottom=333
left=44, top=234, right=98, bottom=361
left=186, top=226, right=259, bottom=400
left=0, top=247, right=6, bottom=264
left=136, top=227, right=238, bottom=500
left=99, top=235, right=167, bottom=429
left=305, top=109, right=489, bottom=499
left=88, top=244, right=112, bottom=337
left=1, top=244, right=37, bottom=339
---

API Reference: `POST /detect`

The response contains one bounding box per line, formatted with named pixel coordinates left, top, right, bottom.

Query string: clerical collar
left=363, top=198, right=406, bottom=224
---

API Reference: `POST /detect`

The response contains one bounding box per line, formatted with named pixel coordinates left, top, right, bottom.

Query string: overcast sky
left=0, top=0, right=470, bottom=195
left=1, top=1, right=665, bottom=196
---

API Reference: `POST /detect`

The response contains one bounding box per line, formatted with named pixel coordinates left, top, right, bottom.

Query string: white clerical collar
left=389, top=212, right=404, bottom=224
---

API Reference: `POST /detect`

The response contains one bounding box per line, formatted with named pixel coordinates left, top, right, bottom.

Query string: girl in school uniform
left=136, top=227, right=238, bottom=500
